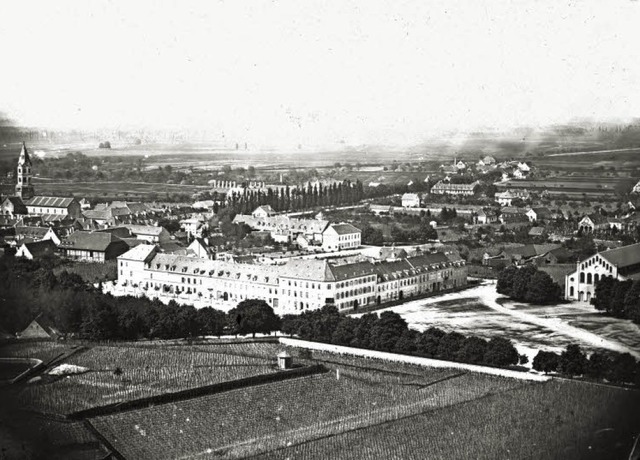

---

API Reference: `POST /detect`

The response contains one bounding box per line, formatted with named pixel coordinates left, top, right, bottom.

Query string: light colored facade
left=495, top=190, right=530, bottom=207
left=126, top=225, right=171, bottom=243
left=430, top=181, right=479, bottom=196
left=401, top=193, right=420, bottom=208
left=25, top=196, right=82, bottom=219
left=322, top=223, right=361, bottom=252
left=565, top=243, right=640, bottom=302
left=107, top=246, right=467, bottom=314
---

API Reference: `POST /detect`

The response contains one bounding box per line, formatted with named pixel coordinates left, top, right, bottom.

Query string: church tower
left=15, top=142, right=35, bottom=200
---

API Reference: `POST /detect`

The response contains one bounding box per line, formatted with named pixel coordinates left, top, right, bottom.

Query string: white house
left=401, top=193, right=420, bottom=208
left=632, top=180, right=640, bottom=194
left=322, top=223, right=361, bottom=252
left=126, top=225, right=171, bottom=243
left=518, top=162, right=530, bottom=172
left=252, top=205, right=276, bottom=219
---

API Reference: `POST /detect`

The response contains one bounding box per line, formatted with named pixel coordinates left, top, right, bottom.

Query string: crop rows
left=90, top=366, right=527, bottom=459
left=0, top=342, right=69, bottom=363
left=19, top=345, right=278, bottom=414
left=253, top=379, right=640, bottom=460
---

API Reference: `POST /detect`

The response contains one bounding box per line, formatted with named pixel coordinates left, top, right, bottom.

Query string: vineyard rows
left=19, top=344, right=280, bottom=414
left=90, top=365, right=528, bottom=459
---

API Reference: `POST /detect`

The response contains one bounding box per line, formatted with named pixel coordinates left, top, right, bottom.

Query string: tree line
left=497, top=265, right=562, bottom=304
left=281, top=306, right=522, bottom=368
left=591, top=276, right=640, bottom=324
left=533, top=344, right=640, bottom=387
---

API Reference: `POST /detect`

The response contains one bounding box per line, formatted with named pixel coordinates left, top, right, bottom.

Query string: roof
left=119, top=244, right=158, bottom=262
left=539, top=264, right=575, bottom=286
left=26, top=196, right=77, bottom=208
left=582, top=213, right=608, bottom=225
left=325, top=223, right=361, bottom=235
left=19, top=240, right=57, bottom=257
left=61, top=231, right=124, bottom=251
left=402, top=193, right=419, bottom=200
left=599, top=242, right=640, bottom=269
left=126, top=225, right=166, bottom=236
left=501, top=206, right=529, bottom=215
left=15, top=226, right=52, bottom=239
left=528, top=227, right=545, bottom=236
left=17, top=142, right=32, bottom=166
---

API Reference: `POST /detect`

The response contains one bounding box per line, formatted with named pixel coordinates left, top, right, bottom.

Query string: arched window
left=580, top=272, right=585, bottom=283
left=570, top=286, right=574, bottom=297
left=594, top=274, right=600, bottom=284
left=586, top=273, right=592, bottom=284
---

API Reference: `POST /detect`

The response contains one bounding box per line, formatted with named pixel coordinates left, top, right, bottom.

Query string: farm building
left=565, top=242, right=640, bottom=302
left=18, top=317, right=60, bottom=339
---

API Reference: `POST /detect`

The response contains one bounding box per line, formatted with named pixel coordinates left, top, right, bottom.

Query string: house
left=0, top=196, right=28, bottom=217
left=369, top=204, right=392, bottom=215
left=252, top=205, right=276, bottom=219
left=14, top=226, right=61, bottom=245
left=518, top=162, right=530, bottom=172
left=475, top=209, right=498, bottom=225
left=25, top=196, right=82, bottom=219
left=526, top=207, right=551, bottom=223
left=401, top=193, right=420, bottom=208
left=192, top=200, right=215, bottom=210
left=322, top=223, right=361, bottom=252
left=456, top=160, right=467, bottom=171
left=578, top=213, right=609, bottom=233
left=495, top=190, right=530, bottom=207
left=126, top=225, right=171, bottom=243
left=430, top=181, right=479, bottom=196
left=499, top=207, right=529, bottom=223
left=528, top=227, right=545, bottom=238
left=188, top=237, right=215, bottom=259
left=59, top=231, right=129, bottom=262
left=180, top=218, right=206, bottom=239
left=79, top=198, right=92, bottom=211
left=632, top=180, right=640, bottom=194
left=565, top=242, right=640, bottom=302
left=15, top=240, right=57, bottom=259
left=512, top=169, right=527, bottom=179
left=481, top=156, right=496, bottom=166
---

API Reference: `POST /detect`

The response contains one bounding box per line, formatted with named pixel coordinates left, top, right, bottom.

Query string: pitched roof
left=126, top=225, right=166, bottom=236
left=20, top=240, right=57, bottom=258
left=119, top=244, right=158, bottom=262
left=61, top=231, right=123, bottom=251
left=599, top=242, right=640, bottom=268
left=26, top=196, right=77, bottom=208
left=15, top=226, right=52, bottom=239
left=326, top=223, right=361, bottom=235
left=17, top=142, right=32, bottom=166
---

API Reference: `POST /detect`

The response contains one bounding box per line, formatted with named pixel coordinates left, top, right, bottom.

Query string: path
left=353, top=281, right=640, bottom=359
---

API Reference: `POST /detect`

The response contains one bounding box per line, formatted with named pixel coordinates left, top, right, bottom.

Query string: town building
left=565, top=242, right=640, bottom=302
left=188, top=238, right=216, bottom=259
left=321, top=223, right=361, bottom=252
left=475, top=209, right=498, bottom=225
left=632, top=180, right=640, bottom=194
left=125, top=225, right=171, bottom=243
left=25, top=196, right=82, bottom=219
left=494, top=190, right=530, bottom=207
left=1, top=196, right=28, bottom=217
left=14, top=226, right=61, bottom=245
left=526, top=207, right=551, bottom=223
left=59, top=231, right=129, bottom=262
left=15, top=240, right=57, bottom=259
left=401, top=193, right=420, bottom=208
left=106, top=245, right=467, bottom=314
left=578, top=214, right=609, bottom=233
left=499, top=207, right=529, bottom=223
left=252, top=205, right=276, bottom=219
left=430, top=181, right=479, bottom=196
left=233, top=212, right=329, bottom=244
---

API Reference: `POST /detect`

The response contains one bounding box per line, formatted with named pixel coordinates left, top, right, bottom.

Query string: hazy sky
left=1, top=0, right=639, bottom=146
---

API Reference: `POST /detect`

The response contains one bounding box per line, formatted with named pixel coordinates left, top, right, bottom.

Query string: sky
left=1, top=0, right=639, bottom=146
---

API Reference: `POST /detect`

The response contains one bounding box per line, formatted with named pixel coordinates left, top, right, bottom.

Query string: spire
left=18, top=142, right=32, bottom=166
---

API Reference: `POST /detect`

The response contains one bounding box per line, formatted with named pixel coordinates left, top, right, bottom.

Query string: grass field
left=18, top=343, right=282, bottom=414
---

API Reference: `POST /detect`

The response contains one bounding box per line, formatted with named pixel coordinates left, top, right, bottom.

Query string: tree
left=559, top=344, right=587, bottom=376
left=525, top=271, right=561, bottom=304
left=361, top=225, right=384, bottom=245
left=611, top=280, right=633, bottom=317
left=623, top=280, right=640, bottom=323
left=331, top=317, right=358, bottom=346
left=350, top=313, right=378, bottom=349
left=607, top=353, right=637, bottom=384
left=197, top=307, right=226, bottom=337
left=496, top=265, right=517, bottom=297
left=532, top=350, right=560, bottom=374
left=591, top=276, right=616, bottom=312
left=585, top=351, right=611, bottom=379
left=228, top=299, right=281, bottom=337
left=457, top=336, right=488, bottom=364
left=484, top=337, right=519, bottom=367
left=437, top=331, right=466, bottom=361
left=511, top=265, right=537, bottom=301
left=415, top=327, right=444, bottom=358
left=393, top=329, right=419, bottom=354
left=369, top=311, right=408, bottom=352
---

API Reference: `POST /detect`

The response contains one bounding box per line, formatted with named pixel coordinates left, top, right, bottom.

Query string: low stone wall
left=279, top=337, right=550, bottom=382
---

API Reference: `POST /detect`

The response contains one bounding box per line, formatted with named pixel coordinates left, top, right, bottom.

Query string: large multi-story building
left=564, top=242, right=640, bottom=302
left=430, top=180, right=479, bottom=196
left=107, top=245, right=467, bottom=315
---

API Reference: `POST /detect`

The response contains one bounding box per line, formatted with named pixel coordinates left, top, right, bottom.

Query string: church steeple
left=15, top=142, right=35, bottom=200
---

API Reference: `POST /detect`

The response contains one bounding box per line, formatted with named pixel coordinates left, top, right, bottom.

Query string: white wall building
left=401, top=193, right=420, bottom=208
left=322, top=223, right=361, bottom=252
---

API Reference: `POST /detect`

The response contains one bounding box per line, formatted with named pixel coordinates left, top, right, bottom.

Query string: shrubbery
left=496, top=265, right=562, bottom=304
left=592, top=276, right=640, bottom=323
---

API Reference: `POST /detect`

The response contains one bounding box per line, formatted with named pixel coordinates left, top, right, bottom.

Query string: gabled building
left=1, top=196, right=28, bottom=217
left=252, top=205, right=276, bottom=219
left=565, top=242, right=640, bottom=302
left=475, top=209, right=498, bottom=224
left=14, top=226, right=61, bottom=245
left=495, top=189, right=530, bottom=207
left=15, top=240, right=57, bottom=260
left=322, top=223, right=361, bottom=252
left=18, top=317, right=60, bottom=339
left=526, top=207, right=551, bottom=223
left=60, top=231, right=129, bottom=262
left=430, top=181, right=479, bottom=196
left=188, top=237, right=215, bottom=259
left=25, top=196, right=82, bottom=219
left=401, top=193, right=420, bottom=208
left=125, top=225, right=171, bottom=243
left=578, top=213, right=609, bottom=233
left=499, top=207, right=529, bottom=223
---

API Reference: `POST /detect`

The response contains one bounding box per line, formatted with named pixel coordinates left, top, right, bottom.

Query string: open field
left=354, top=282, right=640, bottom=363
left=90, top=365, right=525, bottom=459
left=31, top=178, right=209, bottom=199
left=253, top=379, right=640, bottom=460
left=18, top=343, right=282, bottom=414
